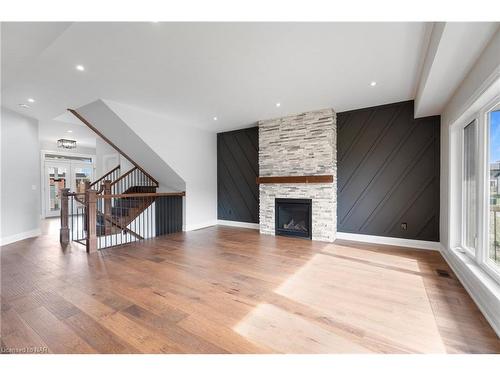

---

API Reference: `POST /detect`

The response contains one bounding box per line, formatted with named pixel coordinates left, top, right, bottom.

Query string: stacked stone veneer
left=259, top=108, right=337, bottom=242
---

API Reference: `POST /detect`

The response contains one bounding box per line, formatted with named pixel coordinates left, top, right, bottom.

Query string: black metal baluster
left=140, top=195, right=142, bottom=242
left=121, top=204, right=124, bottom=246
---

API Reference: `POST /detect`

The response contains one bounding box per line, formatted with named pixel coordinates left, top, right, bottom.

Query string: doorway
left=43, top=156, right=94, bottom=218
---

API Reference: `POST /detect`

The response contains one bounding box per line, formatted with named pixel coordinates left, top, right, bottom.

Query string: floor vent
left=436, top=269, right=451, bottom=278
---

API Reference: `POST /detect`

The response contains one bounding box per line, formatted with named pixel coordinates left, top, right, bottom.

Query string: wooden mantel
left=256, top=175, right=334, bottom=184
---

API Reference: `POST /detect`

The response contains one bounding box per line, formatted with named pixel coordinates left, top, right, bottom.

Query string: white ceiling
left=39, top=120, right=97, bottom=149
left=415, top=22, right=499, bottom=117
left=1, top=22, right=497, bottom=132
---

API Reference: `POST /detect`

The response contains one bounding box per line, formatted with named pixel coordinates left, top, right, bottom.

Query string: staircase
left=60, top=109, right=185, bottom=252
left=96, top=185, right=156, bottom=237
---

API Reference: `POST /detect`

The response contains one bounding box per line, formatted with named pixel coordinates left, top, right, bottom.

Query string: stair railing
left=60, top=188, right=184, bottom=252
left=89, top=164, right=121, bottom=193
left=60, top=189, right=90, bottom=248
left=110, top=166, right=159, bottom=195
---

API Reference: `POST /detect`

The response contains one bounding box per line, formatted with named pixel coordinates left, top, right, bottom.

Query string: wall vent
left=436, top=269, right=451, bottom=278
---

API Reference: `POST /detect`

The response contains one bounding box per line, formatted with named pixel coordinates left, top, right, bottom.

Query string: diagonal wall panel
left=337, top=100, right=440, bottom=241
left=217, top=127, right=259, bottom=223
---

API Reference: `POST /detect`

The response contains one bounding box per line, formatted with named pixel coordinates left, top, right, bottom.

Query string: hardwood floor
left=1, top=219, right=499, bottom=353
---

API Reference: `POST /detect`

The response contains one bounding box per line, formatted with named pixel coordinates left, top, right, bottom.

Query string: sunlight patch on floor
left=272, top=252, right=447, bottom=353
left=233, top=303, right=372, bottom=353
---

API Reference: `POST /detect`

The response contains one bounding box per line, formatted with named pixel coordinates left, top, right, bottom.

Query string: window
left=463, top=121, right=477, bottom=253
left=488, top=108, right=500, bottom=270
left=456, top=96, right=500, bottom=284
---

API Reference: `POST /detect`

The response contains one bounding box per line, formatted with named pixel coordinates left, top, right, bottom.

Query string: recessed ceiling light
left=27, top=98, right=35, bottom=103
left=76, top=65, right=85, bottom=71
left=213, top=116, right=218, bottom=121
left=276, top=102, right=281, bottom=107
left=67, top=130, right=73, bottom=133
left=19, top=103, right=30, bottom=108
left=370, top=81, right=377, bottom=87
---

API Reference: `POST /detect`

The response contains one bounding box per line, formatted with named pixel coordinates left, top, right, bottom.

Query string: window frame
left=458, top=95, right=500, bottom=286
left=461, top=118, right=478, bottom=257
left=481, top=99, right=500, bottom=284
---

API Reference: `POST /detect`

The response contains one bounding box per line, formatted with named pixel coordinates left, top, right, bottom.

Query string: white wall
left=104, top=100, right=217, bottom=231
left=77, top=100, right=185, bottom=192
left=1, top=107, right=41, bottom=245
left=95, top=137, right=119, bottom=179
left=438, top=29, right=500, bottom=337
left=440, top=28, right=500, bottom=251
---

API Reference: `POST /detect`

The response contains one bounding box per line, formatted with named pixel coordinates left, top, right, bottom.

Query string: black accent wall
left=337, top=100, right=440, bottom=241
left=217, top=127, right=259, bottom=223
left=216, top=101, right=440, bottom=241
left=155, top=196, right=183, bottom=235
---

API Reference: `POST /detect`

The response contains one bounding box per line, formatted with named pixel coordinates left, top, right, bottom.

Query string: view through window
left=489, top=109, right=500, bottom=268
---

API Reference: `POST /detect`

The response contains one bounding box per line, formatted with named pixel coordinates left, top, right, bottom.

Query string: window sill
left=441, top=246, right=500, bottom=337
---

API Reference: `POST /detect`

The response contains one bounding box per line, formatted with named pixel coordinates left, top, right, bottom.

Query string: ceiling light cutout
left=76, top=65, right=85, bottom=71
left=213, top=116, right=218, bottom=121
left=370, top=81, right=377, bottom=87
left=27, top=98, right=35, bottom=103
left=276, top=102, right=281, bottom=107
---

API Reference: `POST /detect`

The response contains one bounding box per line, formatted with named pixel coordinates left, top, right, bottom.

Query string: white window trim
left=458, top=95, right=500, bottom=285
left=460, top=118, right=478, bottom=257
left=480, top=99, right=500, bottom=284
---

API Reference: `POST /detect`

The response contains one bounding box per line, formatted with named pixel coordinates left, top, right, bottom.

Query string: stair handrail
left=60, top=189, right=185, bottom=252
left=110, top=166, right=138, bottom=187
left=68, top=108, right=159, bottom=187
left=100, top=191, right=185, bottom=199
left=89, top=164, right=120, bottom=189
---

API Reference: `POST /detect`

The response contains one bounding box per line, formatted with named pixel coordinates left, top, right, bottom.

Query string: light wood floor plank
left=1, top=219, right=499, bottom=354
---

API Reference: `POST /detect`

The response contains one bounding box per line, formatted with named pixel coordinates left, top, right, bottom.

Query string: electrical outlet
left=401, top=222, right=407, bottom=230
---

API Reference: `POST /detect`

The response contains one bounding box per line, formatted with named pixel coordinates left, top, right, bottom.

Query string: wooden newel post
left=86, top=189, right=98, bottom=253
left=83, top=181, right=91, bottom=231
left=103, top=180, right=112, bottom=235
left=60, top=188, right=70, bottom=245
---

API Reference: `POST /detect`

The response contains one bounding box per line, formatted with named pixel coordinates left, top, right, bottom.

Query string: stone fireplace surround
left=258, top=108, right=337, bottom=242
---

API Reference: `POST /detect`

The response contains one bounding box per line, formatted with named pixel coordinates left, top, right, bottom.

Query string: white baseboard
left=0, top=228, right=42, bottom=247
left=441, top=247, right=500, bottom=338
left=217, top=220, right=260, bottom=230
left=336, top=232, right=442, bottom=251
left=185, top=220, right=218, bottom=232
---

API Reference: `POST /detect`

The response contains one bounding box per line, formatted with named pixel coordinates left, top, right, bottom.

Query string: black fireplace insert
left=275, top=198, right=312, bottom=239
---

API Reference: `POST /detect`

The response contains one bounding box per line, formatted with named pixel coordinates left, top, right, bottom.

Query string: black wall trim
left=337, top=100, right=440, bottom=241
left=217, top=127, right=259, bottom=223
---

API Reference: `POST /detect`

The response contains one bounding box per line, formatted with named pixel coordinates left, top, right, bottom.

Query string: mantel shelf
left=256, top=175, right=334, bottom=184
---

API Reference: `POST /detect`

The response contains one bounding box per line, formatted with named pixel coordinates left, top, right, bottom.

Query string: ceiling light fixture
left=276, top=102, right=281, bottom=107
left=370, top=81, right=377, bottom=87
left=76, top=65, right=85, bottom=71
left=27, top=98, right=35, bottom=103
left=57, top=139, right=77, bottom=149
left=19, top=103, right=30, bottom=108
left=67, top=130, right=73, bottom=133
left=213, top=116, right=218, bottom=121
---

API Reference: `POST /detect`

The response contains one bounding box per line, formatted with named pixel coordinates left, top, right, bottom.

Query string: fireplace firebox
left=275, top=198, right=312, bottom=239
